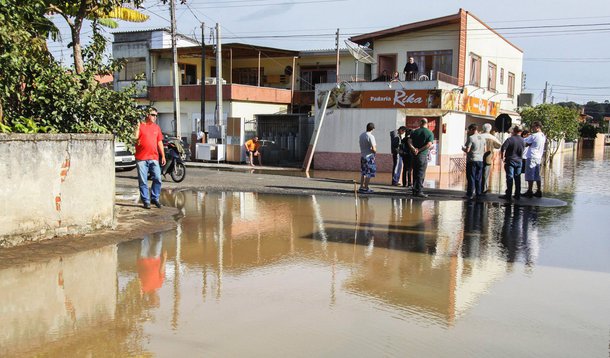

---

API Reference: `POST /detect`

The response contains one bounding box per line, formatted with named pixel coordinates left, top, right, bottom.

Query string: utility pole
left=170, top=0, right=181, bottom=138
left=200, top=22, right=205, bottom=133
left=335, top=28, right=340, bottom=83
left=543, top=81, right=548, bottom=104
left=215, top=23, right=222, bottom=128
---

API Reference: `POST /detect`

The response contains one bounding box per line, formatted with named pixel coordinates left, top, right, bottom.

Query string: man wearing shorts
left=244, top=136, right=262, bottom=166
left=523, top=121, right=546, bottom=197
left=358, top=122, right=377, bottom=193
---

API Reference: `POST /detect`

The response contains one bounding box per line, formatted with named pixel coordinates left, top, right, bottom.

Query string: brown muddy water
left=2, top=149, right=610, bottom=357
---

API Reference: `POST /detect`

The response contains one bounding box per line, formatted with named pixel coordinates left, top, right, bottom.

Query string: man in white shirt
left=523, top=121, right=547, bottom=197
left=359, top=122, right=377, bottom=193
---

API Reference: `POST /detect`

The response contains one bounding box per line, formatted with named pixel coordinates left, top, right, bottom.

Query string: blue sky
left=48, top=0, right=610, bottom=104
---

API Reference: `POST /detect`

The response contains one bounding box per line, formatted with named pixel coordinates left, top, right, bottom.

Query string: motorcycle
left=148, top=139, right=186, bottom=183
left=162, top=139, right=186, bottom=182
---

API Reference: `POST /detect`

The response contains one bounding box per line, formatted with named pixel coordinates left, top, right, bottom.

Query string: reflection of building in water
left=116, top=191, right=541, bottom=332
left=0, top=246, right=117, bottom=356
left=307, top=196, right=511, bottom=325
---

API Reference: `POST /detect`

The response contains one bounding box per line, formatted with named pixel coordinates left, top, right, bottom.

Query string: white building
left=312, top=9, right=524, bottom=173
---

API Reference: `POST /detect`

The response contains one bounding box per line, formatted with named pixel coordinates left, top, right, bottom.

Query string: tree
left=47, top=0, right=148, bottom=74
left=519, top=103, right=580, bottom=164
left=0, top=0, right=145, bottom=144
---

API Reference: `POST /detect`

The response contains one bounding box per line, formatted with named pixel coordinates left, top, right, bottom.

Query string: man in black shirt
left=500, top=126, right=525, bottom=201
left=403, top=57, right=419, bottom=81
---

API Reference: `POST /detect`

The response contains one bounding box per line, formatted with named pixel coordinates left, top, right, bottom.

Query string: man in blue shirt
left=500, top=126, right=525, bottom=201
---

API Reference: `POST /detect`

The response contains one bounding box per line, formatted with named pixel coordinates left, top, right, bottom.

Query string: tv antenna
left=344, top=40, right=376, bottom=82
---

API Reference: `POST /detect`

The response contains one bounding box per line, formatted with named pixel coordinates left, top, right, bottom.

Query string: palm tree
left=47, top=1, right=148, bottom=74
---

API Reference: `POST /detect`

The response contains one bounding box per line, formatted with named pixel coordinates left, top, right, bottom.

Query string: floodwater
left=2, top=149, right=609, bottom=357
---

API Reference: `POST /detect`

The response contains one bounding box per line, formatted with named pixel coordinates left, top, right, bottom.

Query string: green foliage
left=0, top=0, right=145, bottom=144
left=578, top=123, right=600, bottom=139
left=519, top=103, right=580, bottom=162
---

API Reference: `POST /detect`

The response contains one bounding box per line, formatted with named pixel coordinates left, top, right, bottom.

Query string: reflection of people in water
left=137, top=234, right=167, bottom=304
left=500, top=206, right=539, bottom=267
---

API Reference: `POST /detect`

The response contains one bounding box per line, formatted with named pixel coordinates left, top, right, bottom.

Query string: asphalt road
left=115, top=164, right=567, bottom=207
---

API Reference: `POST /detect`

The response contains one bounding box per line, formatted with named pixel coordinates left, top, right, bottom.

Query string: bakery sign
left=316, top=88, right=443, bottom=109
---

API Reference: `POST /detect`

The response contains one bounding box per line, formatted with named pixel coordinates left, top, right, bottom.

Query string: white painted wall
left=316, top=108, right=399, bottom=155
left=150, top=30, right=199, bottom=49
left=0, top=134, right=115, bottom=247
left=441, top=112, right=467, bottom=155
left=465, top=14, right=523, bottom=111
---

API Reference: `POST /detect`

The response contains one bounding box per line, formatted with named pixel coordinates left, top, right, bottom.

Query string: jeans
left=505, top=160, right=522, bottom=197
left=412, top=152, right=428, bottom=194
left=466, top=161, right=483, bottom=197
left=136, top=160, right=162, bottom=204
left=391, top=153, right=403, bottom=184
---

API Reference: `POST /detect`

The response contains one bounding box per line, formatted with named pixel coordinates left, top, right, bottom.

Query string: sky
left=47, top=0, right=610, bottom=105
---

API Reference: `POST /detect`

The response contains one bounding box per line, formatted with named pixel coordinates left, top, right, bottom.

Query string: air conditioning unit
left=205, top=77, right=227, bottom=85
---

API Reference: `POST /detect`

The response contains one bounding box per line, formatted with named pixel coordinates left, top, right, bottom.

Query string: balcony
left=147, top=83, right=292, bottom=104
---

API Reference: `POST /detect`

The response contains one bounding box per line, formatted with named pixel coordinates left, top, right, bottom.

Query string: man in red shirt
left=135, top=107, right=166, bottom=209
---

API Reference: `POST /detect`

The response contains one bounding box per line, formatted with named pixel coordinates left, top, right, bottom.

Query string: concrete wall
left=0, top=134, right=115, bottom=248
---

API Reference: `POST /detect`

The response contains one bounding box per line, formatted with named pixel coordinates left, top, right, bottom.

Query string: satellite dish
left=344, top=40, right=376, bottom=64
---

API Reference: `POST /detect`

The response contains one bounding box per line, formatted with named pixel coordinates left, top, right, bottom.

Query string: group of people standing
left=358, top=118, right=547, bottom=202
left=359, top=118, right=434, bottom=198
left=460, top=121, right=547, bottom=201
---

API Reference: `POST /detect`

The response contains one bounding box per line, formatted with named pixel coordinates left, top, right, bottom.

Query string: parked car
left=115, top=141, right=136, bottom=171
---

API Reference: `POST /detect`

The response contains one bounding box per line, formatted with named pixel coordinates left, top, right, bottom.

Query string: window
left=487, top=62, right=497, bottom=92
left=232, top=67, right=264, bottom=86
left=500, top=68, right=504, bottom=85
left=179, top=63, right=197, bottom=85
left=507, top=72, right=515, bottom=98
left=407, top=50, right=453, bottom=79
left=299, top=66, right=337, bottom=90
left=118, top=57, right=146, bottom=81
left=469, top=54, right=481, bottom=86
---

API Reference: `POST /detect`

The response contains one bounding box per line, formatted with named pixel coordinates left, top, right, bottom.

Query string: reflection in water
left=3, top=149, right=610, bottom=356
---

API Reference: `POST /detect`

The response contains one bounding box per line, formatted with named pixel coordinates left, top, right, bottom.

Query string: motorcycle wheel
left=171, top=162, right=186, bottom=183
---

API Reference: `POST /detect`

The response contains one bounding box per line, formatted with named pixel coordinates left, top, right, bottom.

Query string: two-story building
left=112, top=29, right=368, bottom=146
left=311, top=9, right=524, bottom=174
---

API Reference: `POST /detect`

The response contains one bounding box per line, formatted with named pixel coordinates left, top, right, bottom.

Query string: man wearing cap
left=358, top=122, right=377, bottom=193
left=408, top=118, right=434, bottom=198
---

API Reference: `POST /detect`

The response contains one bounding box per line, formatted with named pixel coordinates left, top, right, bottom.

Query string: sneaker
left=143, top=202, right=151, bottom=209
left=523, top=191, right=534, bottom=198
left=152, top=200, right=162, bottom=208
left=358, top=188, right=373, bottom=194
left=392, top=182, right=400, bottom=186
left=534, top=191, right=542, bottom=198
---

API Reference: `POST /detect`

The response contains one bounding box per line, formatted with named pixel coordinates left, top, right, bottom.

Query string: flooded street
left=2, top=149, right=610, bottom=357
